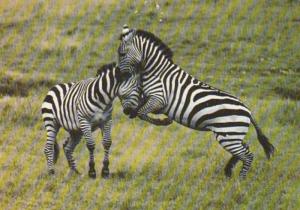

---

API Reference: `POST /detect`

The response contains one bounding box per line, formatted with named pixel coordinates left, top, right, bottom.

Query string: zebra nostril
left=123, top=108, right=131, bottom=115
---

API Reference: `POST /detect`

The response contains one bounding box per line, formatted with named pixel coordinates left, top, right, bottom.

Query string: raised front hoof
left=101, top=169, right=110, bottom=179
left=224, top=166, right=232, bottom=178
left=48, top=169, right=55, bottom=175
left=224, top=167, right=233, bottom=178
left=88, top=170, right=96, bottom=179
left=159, top=118, right=173, bottom=126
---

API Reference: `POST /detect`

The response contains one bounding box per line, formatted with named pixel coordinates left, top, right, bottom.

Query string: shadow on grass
left=0, top=73, right=55, bottom=97
left=273, top=87, right=300, bottom=100
left=0, top=19, right=30, bottom=30
left=180, top=148, right=208, bottom=159
left=110, top=170, right=135, bottom=180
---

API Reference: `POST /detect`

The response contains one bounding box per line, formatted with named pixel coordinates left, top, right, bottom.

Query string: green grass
left=0, top=0, right=299, bottom=209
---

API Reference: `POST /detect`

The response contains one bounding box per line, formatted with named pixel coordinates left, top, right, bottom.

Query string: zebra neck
left=143, top=56, right=177, bottom=77
left=94, top=73, right=118, bottom=106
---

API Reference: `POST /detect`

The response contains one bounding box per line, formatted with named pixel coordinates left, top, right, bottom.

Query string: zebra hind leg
left=63, top=133, right=81, bottom=175
left=218, top=137, right=254, bottom=179
left=224, top=156, right=239, bottom=178
left=238, top=143, right=254, bottom=179
left=44, top=125, right=59, bottom=175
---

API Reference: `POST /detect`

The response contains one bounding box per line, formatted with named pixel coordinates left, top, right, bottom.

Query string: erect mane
left=135, top=30, right=173, bottom=60
left=96, top=62, right=116, bottom=76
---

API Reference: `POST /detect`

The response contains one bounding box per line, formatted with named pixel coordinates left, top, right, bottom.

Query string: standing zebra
left=117, top=26, right=275, bottom=178
left=41, top=63, right=168, bottom=178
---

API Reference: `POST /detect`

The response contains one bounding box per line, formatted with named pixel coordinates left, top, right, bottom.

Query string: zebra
left=117, top=26, right=275, bottom=179
left=41, top=62, right=170, bottom=178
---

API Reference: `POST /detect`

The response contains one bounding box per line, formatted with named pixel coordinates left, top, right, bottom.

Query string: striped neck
left=132, top=30, right=174, bottom=76
left=134, top=35, right=176, bottom=77
left=143, top=53, right=180, bottom=78
left=143, top=52, right=175, bottom=76
left=95, top=68, right=120, bottom=103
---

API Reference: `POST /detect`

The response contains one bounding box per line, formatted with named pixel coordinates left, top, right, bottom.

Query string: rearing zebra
left=41, top=63, right=163, bottom=178
left=117, top=26, right=275, bottom=178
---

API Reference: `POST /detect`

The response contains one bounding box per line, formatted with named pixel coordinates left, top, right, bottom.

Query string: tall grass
left=0, top=0, right=299, bottom=209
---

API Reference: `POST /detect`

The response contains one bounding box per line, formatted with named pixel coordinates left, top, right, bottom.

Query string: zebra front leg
left=137, top=97, right=172, bottom=125
left=63, top=133, right=81, bottom=175
left=100, top=119, right=112, bottom=178
left=129, top=96, right=166, bottom=118
left=44, top=125, right=59, bottom=175
left=80, top=118, right=96, bottom=178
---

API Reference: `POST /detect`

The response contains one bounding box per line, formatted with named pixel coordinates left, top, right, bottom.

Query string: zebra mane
left=96, top=62, right=116, bottom=76
left=135, top=30, right=174, bottom=60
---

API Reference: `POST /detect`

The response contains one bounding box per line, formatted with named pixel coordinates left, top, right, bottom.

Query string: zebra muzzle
left=123, top=108, right=138, bottom=118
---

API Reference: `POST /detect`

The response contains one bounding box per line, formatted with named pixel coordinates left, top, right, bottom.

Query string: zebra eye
left=118, top=46, right=127, bottom=57
left=119, top=52, right=126, bottom=57
left=120, top=72, right=132, bottom=81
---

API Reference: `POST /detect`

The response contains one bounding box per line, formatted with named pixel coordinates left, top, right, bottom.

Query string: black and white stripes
left=41, top=63, right=140, bottom=178
left=117, top=27, right=275, bottom=178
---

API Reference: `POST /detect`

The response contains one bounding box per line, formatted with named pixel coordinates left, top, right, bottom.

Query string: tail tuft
left=257, top=132, right=275, bottom=159
left=53, top=141, right=60, bottom=164
left=251, top=117, right=275, bottom=159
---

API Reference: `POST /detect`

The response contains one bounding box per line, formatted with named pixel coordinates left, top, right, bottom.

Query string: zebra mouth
left=123, top=108, right=138, bottom=118
left=123, top=107, right=131, bottom=115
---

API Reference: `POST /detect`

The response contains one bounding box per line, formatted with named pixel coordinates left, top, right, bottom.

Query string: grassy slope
left=0, top=0, right=299, bottom=209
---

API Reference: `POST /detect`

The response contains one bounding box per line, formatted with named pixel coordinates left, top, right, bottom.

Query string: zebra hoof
left=88, top=170, right=96, bottom=179
left=239, top=174, right=247, bottom=180
left=160, top=118, right=173, bottom=126
left=48, top=169, right=55, bottom=175
left=225, top=167, right=233, bottom=178
left=101, top=169, right=110, bottom=179
left=74, top=169, right=81, bottom=175
left=224, top=164, right=234, bottom=178
left=68, top=169, right=81, bottom=176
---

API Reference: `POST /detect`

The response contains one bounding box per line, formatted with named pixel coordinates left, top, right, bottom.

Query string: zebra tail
left=53, top=141, right=60, bottom=164
left=250, top=116, right=275, bottom=159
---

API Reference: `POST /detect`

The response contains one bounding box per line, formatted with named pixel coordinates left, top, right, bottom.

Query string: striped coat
left=41, top=63, right=140, bottom=178
left=118, top=26, right=275, bottom=178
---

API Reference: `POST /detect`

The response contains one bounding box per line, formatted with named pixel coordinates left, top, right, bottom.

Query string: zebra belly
left=56, top=110, right=110, bottom=132
left=57, top=112, right=81, bottom=132
left=90, top=110, right=111, bottom=131
left=168, top=115, right=250, bottom=135
left=164, top=107, right=251, bottom=134
left=196, top=115, right=251, bottom=135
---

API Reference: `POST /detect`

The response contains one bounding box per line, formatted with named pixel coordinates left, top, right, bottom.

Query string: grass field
left=0, top=0, right=299, bottom=209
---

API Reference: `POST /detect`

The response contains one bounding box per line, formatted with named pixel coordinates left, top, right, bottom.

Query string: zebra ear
left=122, top=24, right=129, bottom=35
left=119, top=25, right=136, bottom=41
left=119, top=24, right=129, bottom=40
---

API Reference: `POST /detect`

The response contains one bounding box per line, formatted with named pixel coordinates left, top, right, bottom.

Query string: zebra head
left=117, top=25, right=142, bottom=74
left=117, top=25, right=173, bottom=75
left=116, top=68, right=142, bottom=117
